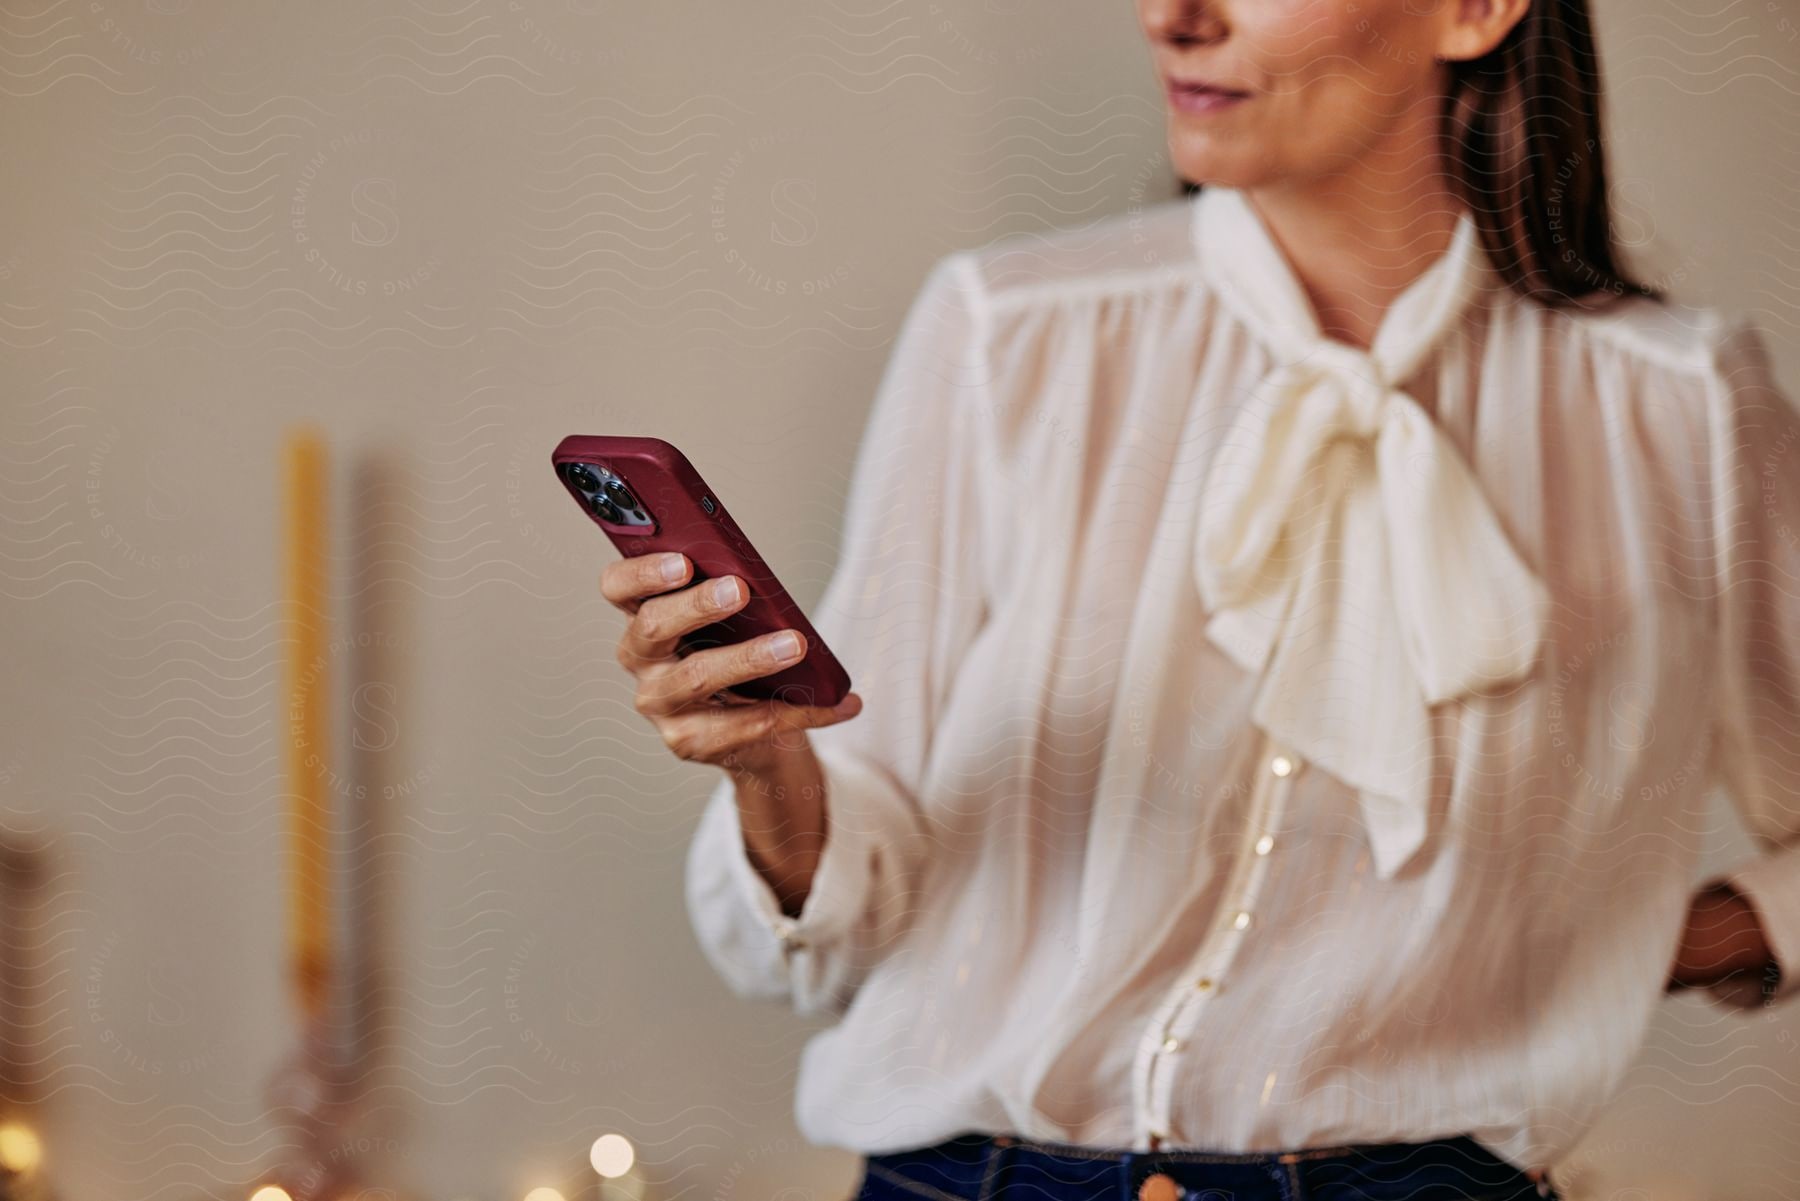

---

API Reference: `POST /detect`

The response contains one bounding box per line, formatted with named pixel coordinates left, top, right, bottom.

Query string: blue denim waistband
left=859, top=1130, right=1557, bottom=1201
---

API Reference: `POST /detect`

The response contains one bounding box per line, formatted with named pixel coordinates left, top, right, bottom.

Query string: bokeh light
left=589, top=1133, right=636, bottom=1178
left=0, top=1124, right=41, bottom=1174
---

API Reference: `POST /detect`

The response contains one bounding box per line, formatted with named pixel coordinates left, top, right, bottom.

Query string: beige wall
left=1, top=2, right=1796, bottom=1198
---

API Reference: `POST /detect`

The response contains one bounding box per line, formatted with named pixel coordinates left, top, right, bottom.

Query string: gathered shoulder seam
left=974, top=262, right=1207, bottom=319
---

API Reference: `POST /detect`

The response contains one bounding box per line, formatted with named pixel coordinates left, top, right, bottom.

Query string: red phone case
left=552, top=434, right=852, bottom=708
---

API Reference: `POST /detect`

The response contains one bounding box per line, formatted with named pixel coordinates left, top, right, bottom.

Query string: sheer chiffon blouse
left=684, top=184, right=1800, bottom=1180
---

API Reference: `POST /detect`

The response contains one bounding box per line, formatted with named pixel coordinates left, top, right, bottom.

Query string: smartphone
left=552, top=434, right=852, bottom=708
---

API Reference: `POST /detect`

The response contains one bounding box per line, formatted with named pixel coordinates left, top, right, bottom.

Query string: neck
left=1241, top=102, right=1464, bottom=350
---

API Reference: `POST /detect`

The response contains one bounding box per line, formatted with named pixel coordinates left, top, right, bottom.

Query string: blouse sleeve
left=1701, top=315, right=1800, bottom=1010
left=684, top=252, right=993, bottom=1019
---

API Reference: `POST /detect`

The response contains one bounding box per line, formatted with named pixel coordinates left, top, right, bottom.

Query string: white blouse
left=683, top=183, right=1800, bottom=1182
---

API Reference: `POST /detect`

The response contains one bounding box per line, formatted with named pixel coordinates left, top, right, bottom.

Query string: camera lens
left=564, top=463, right=601, bottom=492
left=588, top=490, right=622, bottom=522
left=604, top=479, right=638, bottom=510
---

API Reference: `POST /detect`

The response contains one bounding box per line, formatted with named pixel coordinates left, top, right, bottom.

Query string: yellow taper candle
left=283, top=429, right=330, bottom=1022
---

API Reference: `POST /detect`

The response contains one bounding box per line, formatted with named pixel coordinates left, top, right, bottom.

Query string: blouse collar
left=1190, top=182, right=1497, bottom=373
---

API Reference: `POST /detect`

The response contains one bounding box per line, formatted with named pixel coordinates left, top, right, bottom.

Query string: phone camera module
left=562, top=459, right=652, bottom=529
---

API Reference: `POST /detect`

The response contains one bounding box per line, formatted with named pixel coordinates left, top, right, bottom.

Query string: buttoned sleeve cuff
left=1703, top=849, right=1800, bottom=1009
left=687, top=741, right=933, bottom=1016
left=719, top=744, right=892, bottom=956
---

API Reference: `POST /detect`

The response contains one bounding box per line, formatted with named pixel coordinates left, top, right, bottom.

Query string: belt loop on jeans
left=974, top=1134, right=1012, bottom=1201
left=1278, top=1154, right=1305, bottom=1201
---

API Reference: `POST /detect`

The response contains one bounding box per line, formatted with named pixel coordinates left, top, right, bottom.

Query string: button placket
left=1134, top=734, right=1302, bottom=1148
left=772, top=915, right=809, bottom=954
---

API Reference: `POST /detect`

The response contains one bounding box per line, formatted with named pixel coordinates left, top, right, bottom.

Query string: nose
left=1138, top=0, right=1227, bottom=47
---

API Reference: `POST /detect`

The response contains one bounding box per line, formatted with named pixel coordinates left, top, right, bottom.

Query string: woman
left=605, top=0, right=1799, bottom=1198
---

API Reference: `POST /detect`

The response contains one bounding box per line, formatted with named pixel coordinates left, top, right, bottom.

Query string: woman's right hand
left=602, top=550, right=863, bottom=780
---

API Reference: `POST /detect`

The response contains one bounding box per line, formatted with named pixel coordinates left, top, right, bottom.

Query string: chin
left=1165, top=126, right=1285, bottom=191
left=1167, top=152, right=1282, bottom=192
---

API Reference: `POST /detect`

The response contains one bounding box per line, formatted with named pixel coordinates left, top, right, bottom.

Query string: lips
left=1167, top=77, right=1251, bottom=98
left=1165, top=78, right=1251, bottom=114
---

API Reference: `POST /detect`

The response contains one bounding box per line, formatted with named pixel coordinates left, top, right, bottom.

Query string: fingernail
left=710, top=576, right=740, bottom=606
left=768, top=631, right=802, bottom=660
left=660, top=554, right=686, bottom=582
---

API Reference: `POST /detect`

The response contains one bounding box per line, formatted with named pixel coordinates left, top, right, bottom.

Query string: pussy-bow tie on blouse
left=1192, top=186, right=1551, bottom=880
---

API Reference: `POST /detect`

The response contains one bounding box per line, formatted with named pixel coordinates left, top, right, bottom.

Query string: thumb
left=766, top=691, right=863, bottom=734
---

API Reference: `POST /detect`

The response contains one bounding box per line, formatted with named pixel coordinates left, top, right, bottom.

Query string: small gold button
left=1232, top=910, right=1252, bottom=930
left=1160, top=1035, right=1180, bottom=1053
left=1254, top=834, right=1274, bottom=856
left=1194, top=976, right=1214, bottom=991
left=1138, top=1171, right=1182, bottom=1201
left=1270, top=755, right=1294, bottom=777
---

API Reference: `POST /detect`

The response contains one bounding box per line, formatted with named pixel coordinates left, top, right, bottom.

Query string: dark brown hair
left=1182, top=1, right=1662, bottom=309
